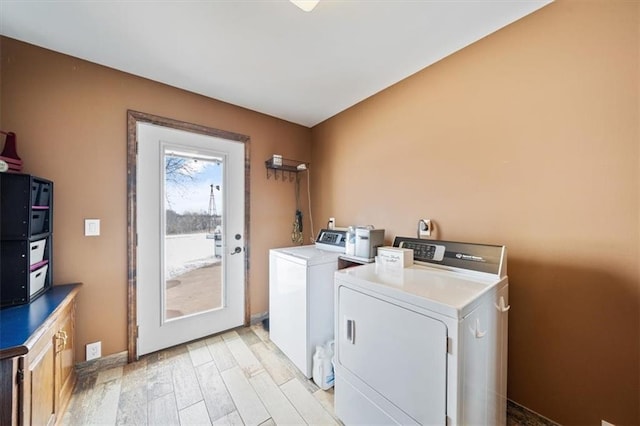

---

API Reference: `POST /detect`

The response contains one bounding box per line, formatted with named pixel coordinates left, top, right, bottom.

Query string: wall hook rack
left=265, top=157, right=309, bottom=182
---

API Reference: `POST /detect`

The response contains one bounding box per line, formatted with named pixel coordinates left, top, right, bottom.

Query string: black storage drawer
left=31, top=181, right=40, bottom=206
left=30, top=210, right=47, bottom=235
left=37, top=183, right=51, bottom=206
left=0, top=174, right=52, bottom=239
left=0, top=174, right=53, bottom=307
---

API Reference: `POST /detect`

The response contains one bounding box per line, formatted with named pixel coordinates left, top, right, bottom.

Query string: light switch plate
left=84, top=219, right=100, bottom=236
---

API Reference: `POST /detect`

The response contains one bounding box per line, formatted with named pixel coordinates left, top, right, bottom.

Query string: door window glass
left=163, top=149, right=224, bottom=321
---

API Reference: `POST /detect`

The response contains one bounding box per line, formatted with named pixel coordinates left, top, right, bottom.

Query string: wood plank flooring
left=61, top=324, right=338, bottom=426
left=62, top=323, right=543, bottom=425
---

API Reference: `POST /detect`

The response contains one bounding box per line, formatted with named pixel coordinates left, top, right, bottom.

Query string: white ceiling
left=0, top=1, right=551, bottom=127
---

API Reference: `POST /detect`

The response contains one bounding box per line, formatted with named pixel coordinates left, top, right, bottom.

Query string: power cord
left=292, top=175, right=304, bottom=244
left=291, top=215, right=303, bottom=244
left=307, top=167, right=314, bottom=243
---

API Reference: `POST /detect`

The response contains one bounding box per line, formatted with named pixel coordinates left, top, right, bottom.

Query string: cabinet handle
left=496, top=296, right=510, bottom=313
left=56, top=330, right=68, bottom=352
left=475, top=318, right=487, bottom=339
left=55, top=331, right=62, bottom=352
left=346, top=318, right=355, bottom=344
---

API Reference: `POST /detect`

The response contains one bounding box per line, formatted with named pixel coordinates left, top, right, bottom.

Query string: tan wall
left=311, top=2, right=639, bottom=425
left=0, top=37, right=312, bottom=362
left=2, top=2, right=639, bottom=424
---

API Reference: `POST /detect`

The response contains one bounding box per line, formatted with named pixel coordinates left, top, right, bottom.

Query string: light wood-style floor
left=61, top=323, right=544, bottom=426
left=61, top=324, right=337, bottom=426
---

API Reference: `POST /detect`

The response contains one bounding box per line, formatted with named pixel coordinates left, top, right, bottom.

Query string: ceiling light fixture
left=290, top=0, right=320, bottom=12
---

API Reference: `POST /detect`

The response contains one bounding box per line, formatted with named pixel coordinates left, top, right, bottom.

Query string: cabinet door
left=0, top=357, right=20, bottom=426
left=28, top=343, right=56, bottom=426
left=55, top=303, right=75, bottom=415
left=337, top=286, right=448, bottom=425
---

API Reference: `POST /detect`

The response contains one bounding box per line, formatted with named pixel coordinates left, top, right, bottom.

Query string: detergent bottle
left=312, top=340, right=335, bottom=390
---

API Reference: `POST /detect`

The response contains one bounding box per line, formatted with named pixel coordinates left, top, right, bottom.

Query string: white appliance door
left=338, top=286, right=448, bottom=425
left=269, top=251, right=308, bottom=374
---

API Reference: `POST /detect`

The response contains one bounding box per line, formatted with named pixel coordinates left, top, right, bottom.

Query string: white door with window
left=136, top=122, right=245, bottom=356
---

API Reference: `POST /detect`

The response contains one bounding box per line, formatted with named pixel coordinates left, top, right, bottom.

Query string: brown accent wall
left=0, top=37, right=312, bottom=362
left=311, top=1, right=639, bottom=425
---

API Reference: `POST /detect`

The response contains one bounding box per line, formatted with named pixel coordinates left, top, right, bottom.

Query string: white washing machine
left=334, top=237, right=509, bottom=426
left=269, top=229, right=347, bottom=378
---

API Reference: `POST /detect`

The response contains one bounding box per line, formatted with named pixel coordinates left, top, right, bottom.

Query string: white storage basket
left=30, top=264, right=48, bottom=296
left=29, top=239, right=46, bottom=265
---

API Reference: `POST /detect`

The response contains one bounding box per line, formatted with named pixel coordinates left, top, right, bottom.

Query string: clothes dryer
left=334, top=237, right=509, bottom=425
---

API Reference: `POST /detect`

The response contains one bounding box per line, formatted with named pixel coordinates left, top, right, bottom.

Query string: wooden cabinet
left=0, top=284, right=79, bottom=426
left=26, top=341, right=56, bottom=426
left=55, top=309, right=75, bottom=415
left=0, top=357, right=21, bottom=425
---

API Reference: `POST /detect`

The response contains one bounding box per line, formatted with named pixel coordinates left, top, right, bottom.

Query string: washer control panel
left=315, top=229, right=347, bottom=251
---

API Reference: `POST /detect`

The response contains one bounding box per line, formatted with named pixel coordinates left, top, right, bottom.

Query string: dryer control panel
left=393, top=236, right=507, bottom=277
left=397, top=240, right=446, bottom=261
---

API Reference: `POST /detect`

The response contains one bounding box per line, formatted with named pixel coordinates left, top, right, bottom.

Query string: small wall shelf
left=265, top=157, right=309, bottom=182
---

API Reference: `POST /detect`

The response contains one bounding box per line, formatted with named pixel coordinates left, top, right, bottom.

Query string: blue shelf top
left=0, top=283, right=81, bottom=359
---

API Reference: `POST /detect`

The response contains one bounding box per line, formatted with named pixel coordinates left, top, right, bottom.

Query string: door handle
left=231, top=247, right=242, bottom=255
left=346, top=318, right=355, bottom=344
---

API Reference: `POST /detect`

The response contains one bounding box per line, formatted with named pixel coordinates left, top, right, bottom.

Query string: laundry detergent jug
left=312, top=340, right=335, bottom=390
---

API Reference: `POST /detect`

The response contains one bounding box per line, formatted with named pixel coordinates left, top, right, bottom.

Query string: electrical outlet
left=86, top=341, right=101, bottom=361
left=602, top=421, right=615, bottom=426
left=419, top=219, right=432, bottom=237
